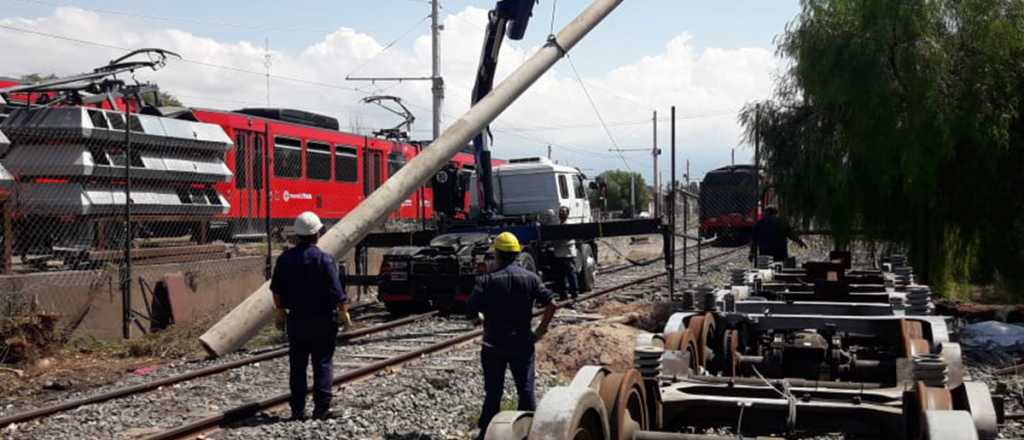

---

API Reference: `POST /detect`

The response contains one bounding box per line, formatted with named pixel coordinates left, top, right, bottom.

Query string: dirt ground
left=535, top=322, right=644, bottom=380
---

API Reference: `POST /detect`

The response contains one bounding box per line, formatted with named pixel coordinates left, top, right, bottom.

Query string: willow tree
left=742, top=0, right=1024, bottom=295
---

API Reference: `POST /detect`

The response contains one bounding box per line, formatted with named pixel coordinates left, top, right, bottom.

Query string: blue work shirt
left=467, top=262, right=554, bottom=352
left=270, top=242, right=346, bottom=320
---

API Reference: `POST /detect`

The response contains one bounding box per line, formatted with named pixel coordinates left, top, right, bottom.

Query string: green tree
left=591, top=170, right=650, bottom=216
left=142, top=91, right=183, bottom=107
left=741, top=0, right=1024, bottom=297
left=19, top=73, right=58, bottom=83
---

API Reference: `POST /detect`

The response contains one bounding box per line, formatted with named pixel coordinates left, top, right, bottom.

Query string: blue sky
left=2, top=0, right=799, bottom=75
left=0, top=0, right=802, bottom=181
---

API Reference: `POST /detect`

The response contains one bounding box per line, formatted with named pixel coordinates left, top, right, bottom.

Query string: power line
left=343, top=14, right=432, bottom=79
left=565, top=52, right=630, bottom=171
left=0, top=24, right=371, bottom=95
left=7, top=0, right=345, bottom=34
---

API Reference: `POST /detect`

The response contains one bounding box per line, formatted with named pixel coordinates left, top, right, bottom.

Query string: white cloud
left=0, top=6, right=778, bottom=181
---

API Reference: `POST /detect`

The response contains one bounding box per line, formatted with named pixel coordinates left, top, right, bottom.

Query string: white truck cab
left=470, top=157, right=593, bottom=222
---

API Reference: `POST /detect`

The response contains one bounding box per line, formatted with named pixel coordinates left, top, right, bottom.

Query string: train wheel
left=599, top=369, right=648, bottom=440
left=528, top=387, right=609, bottom=440
left=722, top=329, right=740, bottom=377
left=907, top=381, right=954, bottom=440
left=922, top=411, right=979, bottom=440
left=484, top=411, right=534, bottom=440
left=698, top=312, right=717, bottom=369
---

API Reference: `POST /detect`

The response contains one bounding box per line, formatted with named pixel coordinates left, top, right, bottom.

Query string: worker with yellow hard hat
left=466, top=231, right=557, bottom=439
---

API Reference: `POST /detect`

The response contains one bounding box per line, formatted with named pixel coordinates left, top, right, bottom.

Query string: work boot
left=312, top=407, right=331, bottom=420
left=288, top=411, right=306, bottom=422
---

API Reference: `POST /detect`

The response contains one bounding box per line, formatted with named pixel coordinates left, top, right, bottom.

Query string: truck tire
left=516, top=251, right=538, bottom=274
left=577, top=244, right=596, bottom=293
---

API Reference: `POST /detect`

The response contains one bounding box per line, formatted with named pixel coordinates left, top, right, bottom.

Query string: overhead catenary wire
left=343, top=13, right=432, bottom=79
left=0, top=18, right=677, bottom=164
left=6, top=0, right=348, bottom=35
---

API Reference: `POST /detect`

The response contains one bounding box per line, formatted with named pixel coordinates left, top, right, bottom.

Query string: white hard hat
left=293, top=211, right=323, bottom=236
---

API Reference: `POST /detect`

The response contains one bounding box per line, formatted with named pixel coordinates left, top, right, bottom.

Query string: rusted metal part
left=994, top=362, right=1024, bottom=376
left=0, top=310, right=436, bottom=429
left=600, top=369, right=648, bottom=440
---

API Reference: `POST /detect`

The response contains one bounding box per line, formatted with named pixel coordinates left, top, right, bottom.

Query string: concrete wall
left=0, top=256, right=266, bottom=340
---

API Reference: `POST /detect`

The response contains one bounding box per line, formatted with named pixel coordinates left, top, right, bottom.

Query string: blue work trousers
left=478, top=345, right=536, bottom=432
left=553, top=258, right=579, bottom=300
left=287, top=317, right=338, bottom=416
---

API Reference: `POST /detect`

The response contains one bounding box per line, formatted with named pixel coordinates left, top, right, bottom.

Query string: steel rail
left=0, top=309, right=435, bottom=429
left=142, top=244, right=748, bottom=440
left=2, top=245, right=745, bottom=434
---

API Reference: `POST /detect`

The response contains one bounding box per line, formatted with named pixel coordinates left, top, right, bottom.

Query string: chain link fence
left=0, top=100, right=258, bottom=349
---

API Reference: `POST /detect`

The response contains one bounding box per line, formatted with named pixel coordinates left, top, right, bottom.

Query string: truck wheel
left=578, top=244, right=596, bottom=293
left=384, top=301, right=409, bottom=316
left=516, top=251, right=537, bottom=273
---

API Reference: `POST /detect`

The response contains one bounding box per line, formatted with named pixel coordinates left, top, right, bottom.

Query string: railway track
left=0, top=244, right=745, bottom=439
left=139, top=245, right=746, bottom=440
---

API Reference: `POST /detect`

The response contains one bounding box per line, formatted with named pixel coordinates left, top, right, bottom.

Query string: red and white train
left=0, top=77, right=489, bottom=250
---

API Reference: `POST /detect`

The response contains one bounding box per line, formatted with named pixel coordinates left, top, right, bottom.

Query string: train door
left=232, top=129, right=267, bottom=237
left=362, top=146, right=384, bottom=198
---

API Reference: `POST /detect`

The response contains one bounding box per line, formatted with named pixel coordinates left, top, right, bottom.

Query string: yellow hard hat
left=493, top=232, right=522, bottom=253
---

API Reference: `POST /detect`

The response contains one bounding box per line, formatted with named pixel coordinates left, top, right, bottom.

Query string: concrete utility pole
left=430, top=0, right=444, bottom=140
left=348, top=0, right=445, bottom=140
left=200, top=0, right=627, bottom=357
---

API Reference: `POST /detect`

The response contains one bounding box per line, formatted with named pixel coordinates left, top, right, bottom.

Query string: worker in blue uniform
left=467, top=232, right=557, bottom=439
left=271, top=211, right=352, bottom=421
left=750, top=206, right=806, bottom=264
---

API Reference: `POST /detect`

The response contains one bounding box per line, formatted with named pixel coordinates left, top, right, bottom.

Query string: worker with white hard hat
left=270, top=211, right=351, bottom=421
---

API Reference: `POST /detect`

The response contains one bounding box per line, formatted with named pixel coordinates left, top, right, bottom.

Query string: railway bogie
left=497, top=254, right=1002, bottom=440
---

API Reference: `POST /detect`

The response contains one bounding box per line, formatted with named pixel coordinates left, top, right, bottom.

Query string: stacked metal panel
left=0, top=106, right=232, bottom=216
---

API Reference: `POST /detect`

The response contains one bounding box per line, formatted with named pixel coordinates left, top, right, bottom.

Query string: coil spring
left=912, top=353, right=948, bottom=387
left=906, top=286, right=934, bottom=315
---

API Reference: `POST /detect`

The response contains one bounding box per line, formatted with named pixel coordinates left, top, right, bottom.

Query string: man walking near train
left=271, top=211, right=352, bottom=421
left=467, top=232, right=557, bottom=439
left=750, top=206, right=806, bottom=264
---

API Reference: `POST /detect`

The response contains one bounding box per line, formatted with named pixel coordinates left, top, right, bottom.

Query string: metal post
left=431, top=0, right=444, bottom=140
left=682, top=187, right=688, bottom=277
left=264, top=123, right=272, bottom=280
left=630, top=173, right=636, bottom=216
left=753, top=105, right=761, bottom=265
left=121, top=97, right=133, bottom=339
left=652, top=110, right=658, bottom=218
left=668, top=106, right=676, bottom=301
left=690, top=160, right=700, bottom=274
left=200, top=0, right=627, bottom=357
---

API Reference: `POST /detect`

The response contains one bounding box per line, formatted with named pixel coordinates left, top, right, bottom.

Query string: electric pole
left=348, top=0, right=444, bottom=140
left=430, top=0, right=443, bottom=140
left=264, top=38, right=271, bottom=106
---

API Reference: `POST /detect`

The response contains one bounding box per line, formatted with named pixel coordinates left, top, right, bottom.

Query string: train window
left=274, top=137, right=301, bottom=178
left=307, top=141, right=331, bottom=181
left=558, top=174, right=569, bottom=199
left=387, top=151, right=406, bottom=176
left=234, top=134, right=247, bottom=189
left=574, top=175, right=586, bottom=199
left=334, top=146, right=358, bottom=182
